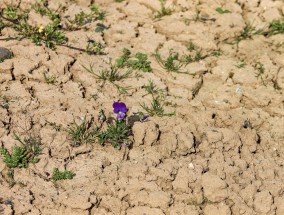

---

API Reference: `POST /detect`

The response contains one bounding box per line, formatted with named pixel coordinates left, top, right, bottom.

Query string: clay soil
left=1, top=0, right=284, bottom=214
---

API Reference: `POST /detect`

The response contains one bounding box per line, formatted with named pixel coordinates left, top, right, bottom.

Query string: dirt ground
left=0, top=0, right=284, bottom=214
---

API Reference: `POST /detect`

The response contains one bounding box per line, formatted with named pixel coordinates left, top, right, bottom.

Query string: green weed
left=31, top=0, right=60, bottom=21
left=229, top=23, right=263, bottom=44
left=255, top=62, right=269, bottom=86
left=142, top=79, right=164, bottom=97
left=116, top=48, right=152, bottom=72
left=43, top=72, right=56, bottom=84
left=51, top=168, right=75, bottom=181
left=140, top=98, right=175, bottom=117
left=155, top=51, right=184, bottom=73
left=97, top=118, right=130, bottom=148
left=0, top=133, right=41, bottom=168
left=235, top=60, right=246, bottom=68
left=82, top=63, right=133, bottom=94
left=0, top=95, right=9, bottom=109
left=155, top=0, right=173, bottom=19
left=2, top=5, right=28, bottom=21
left=140, top=80, right=175, bottom=117
left=70, top=4, right=106, bottom=27
left=67, top=116, right=98, bottom=146
left=266, top=19, right=284, bottom=36
left=86, top=39, right=104, bottom=55
left=216, top=7, right=231, bottom=14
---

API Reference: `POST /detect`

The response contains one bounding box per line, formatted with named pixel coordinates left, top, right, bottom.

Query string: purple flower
left=113, top=102, right=127, bottom=119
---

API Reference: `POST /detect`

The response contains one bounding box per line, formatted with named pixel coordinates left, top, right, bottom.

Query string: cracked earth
left=0, top=0, right=284, bottom=214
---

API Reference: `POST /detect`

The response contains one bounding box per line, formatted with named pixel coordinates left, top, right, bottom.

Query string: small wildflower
left=113, top=102, right=127, bottom=119
left=38, top=26, right=44, bottom=33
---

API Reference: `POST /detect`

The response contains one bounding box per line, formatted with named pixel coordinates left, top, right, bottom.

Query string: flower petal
left=113, top=102, right=120, bottom=113
left=117, top=112, right=125, bottom=119
left=119, top=102, right=127, bottom=113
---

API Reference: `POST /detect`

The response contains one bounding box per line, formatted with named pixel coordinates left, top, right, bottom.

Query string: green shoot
left=82, top=63, right=133, bottom=94
left=142, top=80, right=164, bottom=97
left=97, top=119, right=130, bottom=148
left=116, top=48, right=152, bottom=72
left=67, top=116, right=98, bottom=146
left=0, top=133, right=42, bottom=168
left=140, top=98, right=175, bottom=117
left=155, top=0, right=173, bottom=19
left=216, top=7, right=231, bottom=14
left=52, top=168, right=75, bottom=181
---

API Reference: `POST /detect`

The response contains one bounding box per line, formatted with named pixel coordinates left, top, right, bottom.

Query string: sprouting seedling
left=82, top=63, right=133, bottom=94
left=228, top=23, right=264, bottom=44
left=216, top=7, right=231, bottom=14
left=265, top=19, right=284, bottom=36
left=142, top=79, right=164, bottom=97
left=43, top=72, right=56, bottom=84
left=31, top=0, right=61, bottom=21
left=140, top=97, right=175, bottom=117
left=155, top=0, right=173, bottom=19
left=67, top=116, right=98, bottom=146
left=86, top=38, right=104, bottom=55
left=255, top=62, right=268, bottom=86
left=155, top=51, right=184, bottom=73
left=0, top=133, right=42, bottom=168
left=115, top=48, right=152, bottom=72
left=0, top=95, right=9, bottom=109
left=51, top=168, right=75, bottom=181
left=235, top=60, right=246, bottom=68
left=70, top=4, right=106, bottom=27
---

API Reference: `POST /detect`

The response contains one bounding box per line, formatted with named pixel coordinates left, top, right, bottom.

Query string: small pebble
left=236, top=87, right=243, bottom=96
left=188, top=162, right=195, bottom=169
left=0, top=47, right=12, bottom=60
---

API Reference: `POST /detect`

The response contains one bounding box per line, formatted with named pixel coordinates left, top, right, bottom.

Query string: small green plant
left=140, top=80, right=175, bottom=117
left=116, top=48, right=152, bottom=72
left=155, top=0, right=173, bottom=19
left=86, top=39, right=104, bottom=55
left=31, top=0, right=60, bottom=21
left=98, top=118, right=130, bottom=148
left=187, top=41, right=196, bottom=51
left=140, top=98, right=175, bottom=117
left=0, top=4, right=67, bottom=49
left=266, top=19, right=284, bottom=36
left=255, top=62, right=268, bottom=86
left=43, top=72, right=56, bottom=84
left=0, top=95, right=9, bottom=109
left=67, top=116, right=98, bottom=146
left=235, top=60, right=246, bottom=68
left=51, top=168, right=75, bottom=181
left=216, top=7, right=231, bottom=14
left=2, top=5, right=28, bottom=21
left=229, top=23, right=263, bottom=44
left=27, top=19, right=67, bottom=49
left=0, top=133, right=41, bottom=168
left=70, top=4, right=106, bottom=27
left=82, top=63, right=133, bottom=94
left=155, top=50, right=184, bottom=73
left=142, top=79, right=164, bottom=97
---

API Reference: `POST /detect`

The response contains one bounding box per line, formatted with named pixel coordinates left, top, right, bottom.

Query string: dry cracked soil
left=0, top=0, right=284, bottom=214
